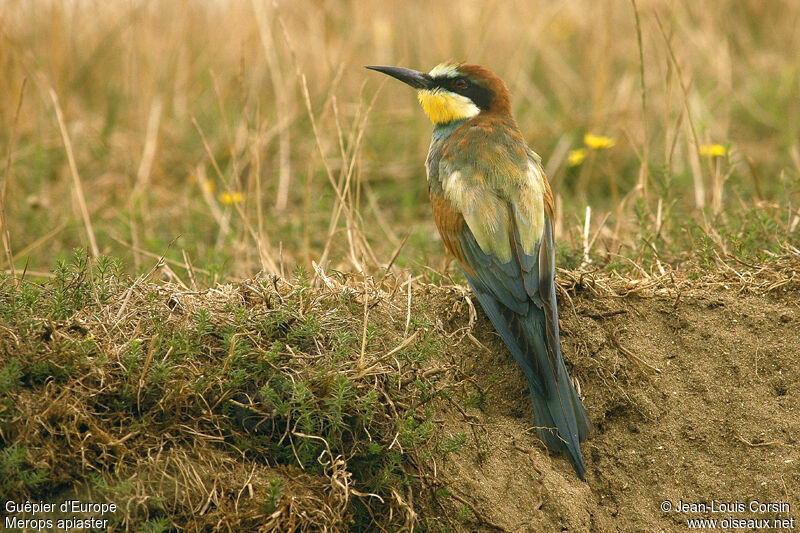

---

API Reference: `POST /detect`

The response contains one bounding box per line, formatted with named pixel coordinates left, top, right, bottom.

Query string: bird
left=366, top=62, right=591, bottom=479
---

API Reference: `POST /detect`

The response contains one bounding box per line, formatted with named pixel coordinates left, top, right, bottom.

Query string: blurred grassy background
left=1, top=0, right=798, bottom=283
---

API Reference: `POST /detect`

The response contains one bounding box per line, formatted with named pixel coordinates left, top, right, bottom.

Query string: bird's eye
left=453, top=79, right=468, bottom=90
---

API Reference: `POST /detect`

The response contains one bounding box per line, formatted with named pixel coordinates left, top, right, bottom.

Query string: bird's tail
left=463, top=275, right=591, bottom=479
left=527, top=357, right=591, bottom=479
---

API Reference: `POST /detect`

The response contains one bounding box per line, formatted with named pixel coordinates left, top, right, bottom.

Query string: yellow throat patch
left=417, top=65, right=480, bottom=124
left=417, top=90, right=480, bottom=124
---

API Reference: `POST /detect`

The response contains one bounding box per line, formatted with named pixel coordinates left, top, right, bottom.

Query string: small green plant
left=437, top=433, right=467, bottom=459
left=0, top=445, right=49, bottom=499
left=136, top=517, right=170, bottom=533
left=455, top=504, right=475, bottom=523
left=193, top=308, right=213, bottom=337
left=122, top=340, right=144, bottom=377
left=398, top=409, right=435, bottom=448
left=0, top=359, right=23, bottom=394
left=465, top=392, right=485, bottom=409
left=263, top=478, right=283, bottom=514
left=286, top=315, right=322, bottom=351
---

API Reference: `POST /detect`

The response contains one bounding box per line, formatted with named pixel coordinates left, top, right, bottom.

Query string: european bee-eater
left=367, top=63, right=591, bottom=479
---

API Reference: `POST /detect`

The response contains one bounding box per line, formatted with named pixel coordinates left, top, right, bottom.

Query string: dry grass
left=0, top=0, right=798, bottom=280
left=1, top=250, right=798, bottom=530
left=1, top=260, right=427, bottom=530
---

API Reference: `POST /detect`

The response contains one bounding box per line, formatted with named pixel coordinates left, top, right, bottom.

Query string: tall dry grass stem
left=50, top=88, right=100, bottom=258
left=1, top=79, right=26, bottom=280
left=654, top=12, right=706, bottom=209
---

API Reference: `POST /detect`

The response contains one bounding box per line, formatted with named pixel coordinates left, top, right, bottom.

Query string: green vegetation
left=0, top=253, right=486, bottom=530
left=0, top=445, right=49, bottom=498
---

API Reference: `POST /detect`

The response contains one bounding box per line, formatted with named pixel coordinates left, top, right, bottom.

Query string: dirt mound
left=1, top=255, right=798, bottom=531
left=425, top=266, right=799, bottom=531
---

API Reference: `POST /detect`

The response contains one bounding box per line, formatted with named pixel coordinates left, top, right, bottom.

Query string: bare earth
left=424, top=268, right=799, bottom=531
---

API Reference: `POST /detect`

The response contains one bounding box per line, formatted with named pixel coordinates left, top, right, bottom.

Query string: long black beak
left=365, top=65, right=434, bottom=90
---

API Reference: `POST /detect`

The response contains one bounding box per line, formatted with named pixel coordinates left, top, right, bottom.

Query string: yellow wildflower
left=699, top=144, right=727, bottom=157
left=584, top=133, right=616, bottom=150
left=567, top=148, right=588, bottom=167
left=202, top=180, right=216, bottom=194
left=219, top=192, right=243, bottom=205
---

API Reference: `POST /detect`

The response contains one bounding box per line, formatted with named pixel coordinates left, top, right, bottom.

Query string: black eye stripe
left=431, top=75, right=494, bottom=111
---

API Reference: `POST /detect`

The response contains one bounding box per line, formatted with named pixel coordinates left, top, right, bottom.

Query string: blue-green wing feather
left=460, top=227, right=529, bottom=313
left=457, top=213, right=590, bottom=479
